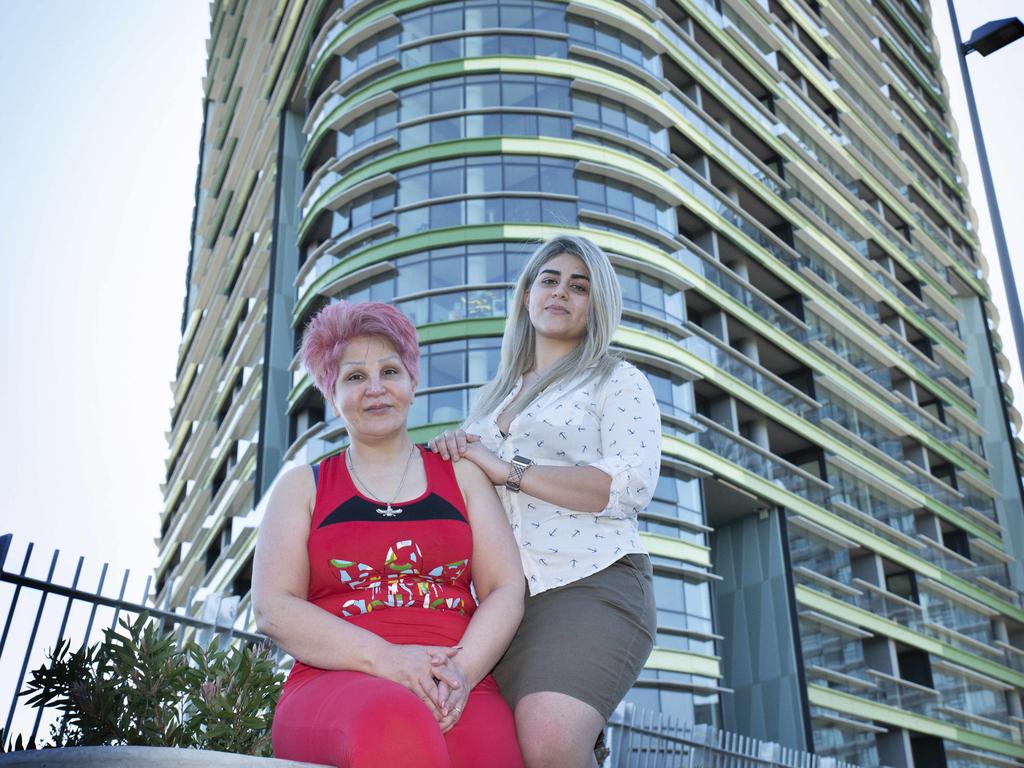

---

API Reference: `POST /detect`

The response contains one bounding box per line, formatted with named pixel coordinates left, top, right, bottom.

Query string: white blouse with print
left=466, top=359, right=662, bottom=595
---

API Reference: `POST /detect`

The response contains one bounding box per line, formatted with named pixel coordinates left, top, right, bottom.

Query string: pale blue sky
left=0, top=1, right=1020, bottom=582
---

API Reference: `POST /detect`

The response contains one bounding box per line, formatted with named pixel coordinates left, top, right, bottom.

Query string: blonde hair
left=466, top=234, right=622, bottom=426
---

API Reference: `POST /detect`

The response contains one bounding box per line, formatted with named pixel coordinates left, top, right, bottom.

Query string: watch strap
left=505, top=455, right=533, bottom=493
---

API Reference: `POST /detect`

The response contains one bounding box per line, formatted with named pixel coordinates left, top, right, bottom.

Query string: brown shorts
left=493, top=553, right=657, bottom=720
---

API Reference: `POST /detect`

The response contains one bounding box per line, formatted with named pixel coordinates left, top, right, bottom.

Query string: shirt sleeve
left=587, top=362, right=662, bottom=519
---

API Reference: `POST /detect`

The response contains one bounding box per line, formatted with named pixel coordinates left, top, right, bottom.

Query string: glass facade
left=167, top=1, right=1024, bottom=765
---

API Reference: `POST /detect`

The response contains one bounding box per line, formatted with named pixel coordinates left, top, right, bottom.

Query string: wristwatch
left=505, top=455, right=533, bottom=493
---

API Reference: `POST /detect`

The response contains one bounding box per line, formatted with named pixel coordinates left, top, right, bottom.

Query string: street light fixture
left=946, top=3, right=1024, bottom=406
left=962, top=17, right=1024, bottom=57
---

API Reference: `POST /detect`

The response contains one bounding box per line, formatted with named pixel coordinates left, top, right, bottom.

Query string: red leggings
left=272, top=670, right=523, bottom=768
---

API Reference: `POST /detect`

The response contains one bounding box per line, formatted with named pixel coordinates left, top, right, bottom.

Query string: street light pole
left=946, top=1, right=1024, bottom=398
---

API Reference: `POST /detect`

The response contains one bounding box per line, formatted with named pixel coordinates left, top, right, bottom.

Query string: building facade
left=162, top=1, right=1024, bottom=765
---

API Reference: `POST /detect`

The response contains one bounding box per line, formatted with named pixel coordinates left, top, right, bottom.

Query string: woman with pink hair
left=252, top=300, right=525, bottom=768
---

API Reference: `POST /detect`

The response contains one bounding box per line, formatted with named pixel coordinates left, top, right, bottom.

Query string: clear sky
left=0, top=1, right=1020, bottom=583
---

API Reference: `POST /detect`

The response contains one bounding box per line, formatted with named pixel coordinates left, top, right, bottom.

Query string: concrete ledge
left=0, top=746, right=327, bottom=767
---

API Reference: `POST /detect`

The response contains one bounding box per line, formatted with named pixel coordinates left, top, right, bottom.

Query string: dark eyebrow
left=540, top=268, right=590, bottom=281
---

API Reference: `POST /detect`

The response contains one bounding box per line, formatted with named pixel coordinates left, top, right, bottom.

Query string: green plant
left=19, top=613, right=284, bottom=756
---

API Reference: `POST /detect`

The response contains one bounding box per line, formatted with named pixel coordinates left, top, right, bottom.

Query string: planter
left=0, top=746, right=326, bottom=768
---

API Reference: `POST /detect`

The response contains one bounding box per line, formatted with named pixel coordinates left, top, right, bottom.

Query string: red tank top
left=286, top=446, right=475, bottom=688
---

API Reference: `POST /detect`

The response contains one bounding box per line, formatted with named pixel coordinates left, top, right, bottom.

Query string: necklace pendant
left=377, top=504, right=402, bottom=517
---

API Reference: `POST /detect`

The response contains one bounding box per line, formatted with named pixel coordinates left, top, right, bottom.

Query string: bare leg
left=515, top=691, right=605, bottom=768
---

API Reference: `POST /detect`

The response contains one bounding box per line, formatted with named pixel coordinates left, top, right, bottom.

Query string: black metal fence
left=0, top=533, right=272, bottom=750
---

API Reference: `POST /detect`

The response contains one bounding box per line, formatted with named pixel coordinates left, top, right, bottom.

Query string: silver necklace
left=347, top=444, right=417, bottom=517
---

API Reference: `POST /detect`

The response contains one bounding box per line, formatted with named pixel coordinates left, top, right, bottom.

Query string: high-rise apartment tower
left=163, top=1, right=1024, bottom=765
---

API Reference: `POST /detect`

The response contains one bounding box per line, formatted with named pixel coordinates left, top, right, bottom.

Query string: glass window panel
left=503, top=112, right=533, bottom=136
left=507, top=197, right=541, bottom=222
left=396, top=258, right=428, bottom=295
left=483, top=113, right=503, bottom=136
left=534, top=5, right=565, bottom=31
left=502, top=34, right=534, bottom=56
left=627, top=112, right=648, bottom=141
left=467, top=252, right=504, bottom=283
left=398, top=295, right=428, bottom=325
left=465, top=5, right=498, bottom=29
left=538, top=115, right=570, bottom=138
left=463, top=35, right=485, bottom=58
left=502, top=79, right=535, bottom=108
left=368, top=279, right=393, bottom=302
left=378, top=106, right=398, bottom=131
left=398, top=206, right=429, bottom=234
left=568, top=19, right=594, bottom=45
left=640, top=274, right=662, bottom=311
left=684, top=581, right=710, bottom=617
left=430, top=200, right=462, bottom=230
left=480, top=197, right=502, bottom=223
left=465, top=81, right=488, bottom=110
left=603, top=103, right=627, bottom=131
left=573, top=93, right=600, bottom=123
left=468, top=348, right=493, bottom=382
left=430, top=291, right=466, bottom=322
left=537, top=81, right=569, bottom=112
left=430, top=389, right=464, bottom=423
left=607, top=184, right=633, bottom=214
left=370, top=190, right=393, bottom=217
left=535, top=36, right=566, bottom=58
left=402, top=13, right=430, bottom=42
left=500, top=5, right=532, bottom=28
left=350, top=198, right=372, bottom=227
left=398, top=172, right=428, bottom=207
left=431, top=118, right=460, bottom=143
left=576, top=176, right=604, bottom=205
left=505, top=162, right=538, bottom=192
left=621, top=36, right=643, bottom=65
left=466, top=197, right=487, bottom=224
left=653, top=575, right=684, bottom=611
left=543, top=166, right=574, bottom=196
left=464, top=113, right=486, bottom=138
left=542, top=199, right=576, bottom=226
left=430, top=167, right=463, bottom=198
left=432, top=255, right=465, bottom=287
left=432, top=84, right=462, bottom=113
left=431, top=38, right=461, bottom=62
left=432, top=7, right=462, bottom=35
left=595, top=25, right=618, bottom=54
left=401, top=89, right=430, bottom=120
left=400, top=122, right=429, bottom=149
left=478, top=34, right=501, bottom=57
left=407, top=396, right=428, bottom=427
left=378, top=31, right=399, bottom=56
left=620, top=273, right=641, bottom=303
left=401, top=44, right=430, bottom=69
left=466, top=164, right=489, bottom=196
left=476, top=161, right=503, bottom=193
left=467, top=289, right=505, bottom=317
left=429, top=351, right=464, bottom=387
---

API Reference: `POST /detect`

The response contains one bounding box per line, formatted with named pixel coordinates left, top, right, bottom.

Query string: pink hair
left=300, top=301, right=420, bottom=400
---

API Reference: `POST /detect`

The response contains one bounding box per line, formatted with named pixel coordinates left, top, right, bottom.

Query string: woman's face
left=525, top=251, right=591, bottom=345
left=331, top=335, right=415, bottom=440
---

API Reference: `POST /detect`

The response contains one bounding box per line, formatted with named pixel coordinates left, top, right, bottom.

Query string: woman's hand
left=435, top=661, right=470, bottom=733
left=427, top=429, right=479, bottom=461
left=373, top=643, right=462, bottom=717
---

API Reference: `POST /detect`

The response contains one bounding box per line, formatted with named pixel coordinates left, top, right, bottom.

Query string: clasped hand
left=377, top=643, right=469, bottom=733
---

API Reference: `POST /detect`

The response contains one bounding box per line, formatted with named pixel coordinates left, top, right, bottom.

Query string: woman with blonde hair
left=254, top=300, right=525, bottom=768
left=429, top=234, right=661, bottom=768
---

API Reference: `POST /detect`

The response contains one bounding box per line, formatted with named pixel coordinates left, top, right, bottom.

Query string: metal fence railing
left=605, top=703, right=859, bottom=768
left=0, top=533, right=276, bottom=750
